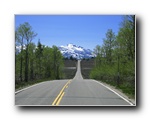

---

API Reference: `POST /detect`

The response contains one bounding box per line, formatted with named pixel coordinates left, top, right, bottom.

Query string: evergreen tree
left=35, top=39, right=43, bottom=79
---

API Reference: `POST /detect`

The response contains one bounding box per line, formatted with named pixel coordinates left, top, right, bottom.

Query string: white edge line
left=15, top=81, right=48, bottom=95
left=93, top=80, right=134, bottom=106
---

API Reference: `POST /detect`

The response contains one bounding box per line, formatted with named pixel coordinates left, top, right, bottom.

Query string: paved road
left=15, top=60, right=132, bottom=106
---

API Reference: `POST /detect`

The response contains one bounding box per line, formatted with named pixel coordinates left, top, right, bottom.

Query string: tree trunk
left=25, top=43, right=29, bottom=82
left=30, top=59, right=34, bottom=80
left=20, top=43, right=23, bottom=81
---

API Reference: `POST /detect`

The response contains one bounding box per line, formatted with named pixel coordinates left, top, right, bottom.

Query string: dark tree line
left=15, top=22, right=64, bottom=86
left=90, top=15, right=135, bottom=96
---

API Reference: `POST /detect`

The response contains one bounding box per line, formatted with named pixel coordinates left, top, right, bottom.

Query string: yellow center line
left=56, top=92, right=65, bottom=105
left=52, top=80, right=71, bottom=106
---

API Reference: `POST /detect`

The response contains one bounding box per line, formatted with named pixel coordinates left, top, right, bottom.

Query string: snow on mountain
left=16, top=43, right=96, bottom=60
left=58, top=44, right=96, bottom=59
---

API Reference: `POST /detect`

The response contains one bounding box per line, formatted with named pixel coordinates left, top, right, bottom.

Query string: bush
left=90, top=61, right=135, bottom=96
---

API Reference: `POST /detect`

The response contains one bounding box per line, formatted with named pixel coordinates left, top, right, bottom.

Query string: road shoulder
left=91, top=79, right=135, bottom=105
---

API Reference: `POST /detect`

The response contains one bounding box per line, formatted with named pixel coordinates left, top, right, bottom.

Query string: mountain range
left=58, top=44, right=96, bottom=60
left=16, top=43, right=96, bottom=60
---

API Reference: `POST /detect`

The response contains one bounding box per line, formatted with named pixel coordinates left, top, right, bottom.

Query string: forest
left=90, top=15, right=135, bottom=96
left=15, top=22, right=64, bottom=89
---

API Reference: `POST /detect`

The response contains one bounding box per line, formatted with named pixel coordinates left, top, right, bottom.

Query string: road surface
left=15, top=60, right=133, bottom=106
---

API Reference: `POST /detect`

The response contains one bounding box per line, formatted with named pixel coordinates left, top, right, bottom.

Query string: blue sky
left=15, top=15, right=123, bottom=50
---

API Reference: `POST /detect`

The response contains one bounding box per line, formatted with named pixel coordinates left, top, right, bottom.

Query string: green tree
left=93, top=45, right=104, bottom=67
left=35, top=40, right=43, bottom=79
left=18, top=22, right=37, bottom=82
left=51, top=46, right=64, bottom=79
left=15, top=27, right=25, bottom=81
left=28, top=42, right=36, bottom=80
left=42, top=46, right=52, bottom=78
left=90, top=15, right=135, bottom=96
left=115, top=15, right=135, bottom=90
left=103, top=29, right=116, bottom=63
left=117, top=15, right=135, bottom=61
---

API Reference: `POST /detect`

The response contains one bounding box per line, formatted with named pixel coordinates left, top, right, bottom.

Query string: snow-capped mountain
left=16, top=43, right=96, bottom=60
left=58, top=44, right=96, bottom=59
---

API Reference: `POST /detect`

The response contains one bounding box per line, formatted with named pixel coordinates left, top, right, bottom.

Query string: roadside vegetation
left=15, top=15, right=135, bottom=99
left=15, top=22, right=64, bottom=90
left=90, top=15, right=135, bottom=98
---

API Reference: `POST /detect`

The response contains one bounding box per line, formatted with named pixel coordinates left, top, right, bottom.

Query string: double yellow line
left=52, top=80, right=71, bottom=106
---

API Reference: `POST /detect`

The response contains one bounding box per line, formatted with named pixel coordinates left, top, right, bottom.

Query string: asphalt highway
left=15, top=60, right=132, bottom=106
